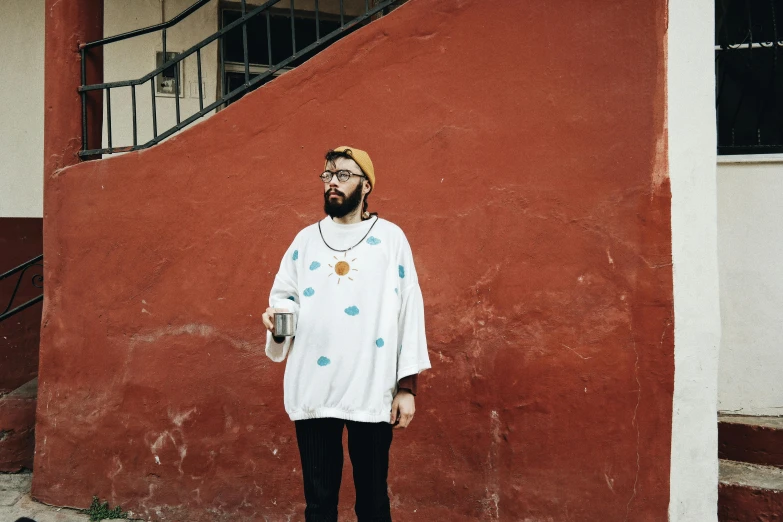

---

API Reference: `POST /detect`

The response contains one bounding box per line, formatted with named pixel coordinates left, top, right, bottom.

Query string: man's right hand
left=262, top=307, right=290, bottom=334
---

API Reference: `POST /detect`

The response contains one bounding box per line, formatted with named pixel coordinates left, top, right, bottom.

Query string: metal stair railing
left=0, top=255, right=43, bottom=323
left=79, top=0, right=401, bottom=158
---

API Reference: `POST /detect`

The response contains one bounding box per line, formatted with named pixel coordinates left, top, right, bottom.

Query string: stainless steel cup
left=274, top=312, right=294, bottom=337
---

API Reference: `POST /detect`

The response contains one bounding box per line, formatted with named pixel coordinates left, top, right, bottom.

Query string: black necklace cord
left=318, top=216, right=380, bottom=253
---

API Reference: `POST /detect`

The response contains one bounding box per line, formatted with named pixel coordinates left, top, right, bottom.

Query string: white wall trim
left=718, top=153, right=783, bottom=165
left=668, top=0, right=721, bottom=520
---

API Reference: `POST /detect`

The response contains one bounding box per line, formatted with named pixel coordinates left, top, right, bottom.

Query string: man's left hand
left=391, top=390, right=415, bottom=429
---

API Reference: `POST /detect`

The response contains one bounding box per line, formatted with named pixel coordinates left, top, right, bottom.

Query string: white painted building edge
left=667, top=0, right=721, bottom=520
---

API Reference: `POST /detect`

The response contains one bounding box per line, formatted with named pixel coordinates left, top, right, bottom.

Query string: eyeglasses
left=320, top=170, right=367, bottom=183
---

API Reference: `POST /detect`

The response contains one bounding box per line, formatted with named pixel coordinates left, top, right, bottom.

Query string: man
left=261, top=146, right=431, bottom=522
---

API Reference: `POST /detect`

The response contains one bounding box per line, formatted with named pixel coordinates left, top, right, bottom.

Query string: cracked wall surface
left=34, top=0, right=673, bottom=519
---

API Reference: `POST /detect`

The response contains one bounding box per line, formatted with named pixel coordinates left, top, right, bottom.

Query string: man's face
left=323, top=157, right=368, bottom=218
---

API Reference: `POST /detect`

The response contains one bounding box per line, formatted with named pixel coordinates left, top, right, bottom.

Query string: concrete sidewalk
left=0, top=472, right=97, bottom=522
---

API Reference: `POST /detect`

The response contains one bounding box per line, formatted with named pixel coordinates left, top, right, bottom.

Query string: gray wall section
left=717, top=160, right=783, bottom=416
left=0, top=1, right=45, bottom=218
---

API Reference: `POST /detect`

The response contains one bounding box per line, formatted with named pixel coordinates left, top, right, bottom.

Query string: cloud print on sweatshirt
left=345, top=306, right=360, bottom=316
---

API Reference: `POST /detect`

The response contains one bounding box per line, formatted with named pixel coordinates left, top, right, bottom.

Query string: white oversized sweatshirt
left=265, top=216, right=431, bottom=423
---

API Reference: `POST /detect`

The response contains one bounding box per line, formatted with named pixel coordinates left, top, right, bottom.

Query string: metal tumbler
left=273, top=312, right=295, bottom=337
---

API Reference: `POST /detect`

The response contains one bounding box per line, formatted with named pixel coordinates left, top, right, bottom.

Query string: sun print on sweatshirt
left=264, top=216, right=431, bottom=423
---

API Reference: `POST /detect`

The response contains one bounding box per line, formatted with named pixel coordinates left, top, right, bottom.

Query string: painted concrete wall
left=0, top=219, right=43, bottom=393
left=0, top=0, right=45, bottom=218
left=35, top=0, right=674, bottom=520
left=667, top=0, right=721, bottom=519
left=717, top=160, right=783, bottom=416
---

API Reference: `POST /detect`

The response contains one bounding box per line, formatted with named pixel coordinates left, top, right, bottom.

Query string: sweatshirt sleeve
left=265, top=237, right=301, bottom=363
left=396, top=234, right=432, bottom=382
left=397, top=374, right=418, bottom=395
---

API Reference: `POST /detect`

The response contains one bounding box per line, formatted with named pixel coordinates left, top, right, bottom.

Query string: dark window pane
left=716, top=0, right=783, bottom=154
left=225, top=72, right=276, bottom=105
left=222, top=8, right=360, bottom=67
left=220, top=5, right=375, bottom=108
left=716, top=0, right=783, bottom=46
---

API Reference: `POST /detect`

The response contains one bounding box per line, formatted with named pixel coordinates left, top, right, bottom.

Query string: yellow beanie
left=326, top=146, right=375, bottom=189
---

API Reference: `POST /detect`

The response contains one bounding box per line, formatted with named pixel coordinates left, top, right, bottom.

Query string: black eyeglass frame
left=320, top=170, right=367, bottom=183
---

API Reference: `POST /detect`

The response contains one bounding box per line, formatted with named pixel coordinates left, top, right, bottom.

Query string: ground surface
left=0, top=472, right=139, bottom=522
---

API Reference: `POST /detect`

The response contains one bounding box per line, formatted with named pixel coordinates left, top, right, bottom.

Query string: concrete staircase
left=0, top=378, right=37, bottom=472
left=719, top=414, right=783, bottom=521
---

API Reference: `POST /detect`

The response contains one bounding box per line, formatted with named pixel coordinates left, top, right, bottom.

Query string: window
left=715, top=0, right=783, bottom=155
left=219, top=2, right=367, bottom=104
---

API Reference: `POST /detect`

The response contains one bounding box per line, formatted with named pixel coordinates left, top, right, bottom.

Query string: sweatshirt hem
left=288, top=408, right=391, bottom=423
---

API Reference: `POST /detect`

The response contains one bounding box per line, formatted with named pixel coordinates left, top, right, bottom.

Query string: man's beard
left=324, top=184, right=363, bottom=218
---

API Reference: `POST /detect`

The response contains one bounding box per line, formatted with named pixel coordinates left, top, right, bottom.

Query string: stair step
left=720, top=460, right=783, bottom=491
left=719, top=460, right=783, bottom=521
left=719, top=414, right=783, bottom=468
left=0, top=378, right=37, bottom=472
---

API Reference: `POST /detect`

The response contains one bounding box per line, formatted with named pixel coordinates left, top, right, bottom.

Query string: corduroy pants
left=294, top=417, right=394, bottom=522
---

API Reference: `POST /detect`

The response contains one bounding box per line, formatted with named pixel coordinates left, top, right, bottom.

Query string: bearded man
left=261, top=146, right=431, bottom=522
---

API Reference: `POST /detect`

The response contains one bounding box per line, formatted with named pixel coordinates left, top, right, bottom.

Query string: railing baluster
left=266, top=9, right=272, bottom=66
left=78, top=0, right=400, bottom=157
left=80, top=48, right=88, bottom=153
left=197, top=48, right=204, bottom=111
left=106, top=88, right=112, bottom=151
left=242, top=0, right=250, bottom=84
left=174, top=60, right=181, bottom=124
left=315, top=0, right=320, bottom=41
left=131, top=84, right=137, bottom=147
left=291, top=0, right=296, bottom=55
left=150, top=78, right=158, bottom=138
left=220, top=33, right=226, bottom=97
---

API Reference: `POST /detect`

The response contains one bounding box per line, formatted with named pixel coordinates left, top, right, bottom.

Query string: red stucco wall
left=34, top=0, right=672, bottom=520
left=1, top=219, right=42, bottom=472
left=0, top=218, right=43, bottom=393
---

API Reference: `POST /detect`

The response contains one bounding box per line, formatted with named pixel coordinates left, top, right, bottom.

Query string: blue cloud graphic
left=310, top=261, right=321, bottom=270
left=367, top=236, right=381, bottom=245
left=317, top=356, right=331, bottom=366
left=344, top=306, right=360, bottom=316
left=303, top=287, right=315, bottom=297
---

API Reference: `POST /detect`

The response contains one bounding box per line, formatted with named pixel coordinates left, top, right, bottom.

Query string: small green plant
left=79, top=496, right=129, bottom=521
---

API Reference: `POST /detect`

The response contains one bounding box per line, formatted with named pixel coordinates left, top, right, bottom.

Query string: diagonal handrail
left=79, top=0, right=213, bottom=50
left=0, top=255, right=43, bottom=323
left=79, top=0, right=400, bottom=158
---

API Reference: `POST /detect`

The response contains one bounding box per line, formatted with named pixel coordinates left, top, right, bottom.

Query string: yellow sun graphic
left=328, top=253, right=359, bottom=284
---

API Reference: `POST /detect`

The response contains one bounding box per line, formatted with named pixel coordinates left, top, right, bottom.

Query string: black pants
left=294, top=417, right=394, bottom=522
